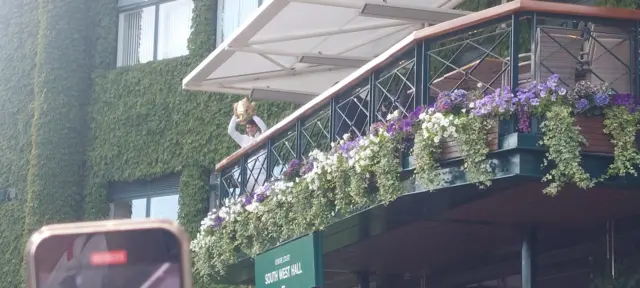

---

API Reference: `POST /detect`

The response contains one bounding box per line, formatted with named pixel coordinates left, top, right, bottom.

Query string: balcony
left=201, top=1, right=640, bottom=287
left=215, top=0, right=640, bottom=206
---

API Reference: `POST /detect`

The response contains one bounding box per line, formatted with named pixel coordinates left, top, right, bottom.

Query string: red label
left=90, top=250, right=128, bottom=266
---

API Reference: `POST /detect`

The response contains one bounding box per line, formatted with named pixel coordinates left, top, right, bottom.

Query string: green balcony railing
left=214, top=0, right=640, bottom=208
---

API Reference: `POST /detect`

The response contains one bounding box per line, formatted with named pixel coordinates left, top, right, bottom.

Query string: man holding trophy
left=228, top=98, right=268, bottom=193
left=228, top=98, right=268, bottom=148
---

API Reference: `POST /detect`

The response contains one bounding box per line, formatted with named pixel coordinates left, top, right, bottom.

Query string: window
left=117, top=0, right=194, bottom=67
left=216, top=0, right=262, bottom=46
left=109, top=174, right=181, bottom=221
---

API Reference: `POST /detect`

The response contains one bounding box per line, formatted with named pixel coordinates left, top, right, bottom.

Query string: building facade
left=0, top=0, right=635, bottom=287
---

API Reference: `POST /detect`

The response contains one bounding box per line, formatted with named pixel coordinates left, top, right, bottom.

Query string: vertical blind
left=158, top=0, right=194, bottom=60
left=117, top=0, right=193, bottom=67
left=117, top=6, right=156, bottom=67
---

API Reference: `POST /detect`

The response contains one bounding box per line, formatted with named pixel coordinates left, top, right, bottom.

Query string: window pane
left=111, top=198, right=147, bottom=219
left=149, top=194, right=179, bottom=221
left=158, top=0, right=194, bottom=60
left=117, top=6, right=156, bottom=67
left=217, top=0, right=260, bottom=45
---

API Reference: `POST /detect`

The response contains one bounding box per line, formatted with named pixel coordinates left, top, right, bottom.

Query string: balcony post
left=240, top=156, right=248, bottom=195
left=329, top=99, right=337, bottom=143
left=266, top=139, right=273, bottom=181
left=521, top=226, right=537, bottom=288
left=634, top=21, right=640, bottom=98
left=415, top=41, right=424, bottom=108
left=217, top=170, right=224, bottom=208
left=295, top=120, right=303, bottom=159
left=368, top=74, right=376, bottom=126
left=510, top=13, right=520, bottom=90
left=530, top=12, right=538, bottom=82
left=423, top=40, right=431, bottom=107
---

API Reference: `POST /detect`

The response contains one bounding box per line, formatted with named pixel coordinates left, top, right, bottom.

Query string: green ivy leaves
left=456, top=115, right=494, bottom=188
left=603, top=106, right=640, bottom=179
left=539, top=105, right=594, bottom=195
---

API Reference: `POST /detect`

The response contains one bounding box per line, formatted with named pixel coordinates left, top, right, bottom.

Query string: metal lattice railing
left=375, top=53, right=417, bottom=123
left=216, top=10, right=640, bottom=206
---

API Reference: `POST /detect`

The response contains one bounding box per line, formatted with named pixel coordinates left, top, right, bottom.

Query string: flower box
left=440, top=125, right=499, bottom=160
left=575, top=115, right=614, bottom=154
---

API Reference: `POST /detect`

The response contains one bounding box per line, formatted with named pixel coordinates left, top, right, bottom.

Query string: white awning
left=183, top=0, right=469, bottom=104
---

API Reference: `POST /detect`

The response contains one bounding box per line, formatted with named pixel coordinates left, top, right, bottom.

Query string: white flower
left=386, top=110, right=401, bottom=121
left=245, top=202, right=259, bottom=213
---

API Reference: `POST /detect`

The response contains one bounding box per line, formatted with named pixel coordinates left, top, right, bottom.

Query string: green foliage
left=86, top=1, right=297, bottom=287
left=539, top=105, right=594, bottom=195
left=192, top=130, right=404, bottom=279
left=456, top=115, right=494, bottom=188
left=179, top=167, right=211, bottom=238
left=189, top=0, right=216, bottom=58
left=0, top=201, right=26, bottom=288
left=91, top=0, right=118, bottom=71
left=602, top=106, right=640, bottom=178
left=24, top=0, right=94, bottom=235
left=0, top=0, right=39, bottom=195
left=413, top=113, right=453, bottom=190
left=0, top=0, right=39, bottom=286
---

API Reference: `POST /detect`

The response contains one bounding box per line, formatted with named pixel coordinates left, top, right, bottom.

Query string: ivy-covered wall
left=0, top=0, right=39, bottom=286
left=0, top=0, right=635, bottom=287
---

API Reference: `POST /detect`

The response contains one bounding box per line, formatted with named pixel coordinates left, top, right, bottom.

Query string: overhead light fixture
left=250, top=88, right=317, bottom=105
left=298, top=55, right=370, bottom=68
left=359, top=3, right=469, bottom=24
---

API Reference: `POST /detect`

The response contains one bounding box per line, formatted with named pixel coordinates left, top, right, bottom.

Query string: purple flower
left=546, top=74, right=559, bottom=89
left=212, top=216, right=224, bottom=229
left=436, top=97, right=453, bottom=112
left=409, top=106, right=424, bottom=120
left=451, top=89, right=467, bottom=102
left=610, top=93, right=638, bottom=113
left=558, top=87, right=567, bottom=96
left=243, top=192, right=254, bottom=206
left=370, top=122, right=386, bottom=135
left=399, top=119, right=413, bottom=132
left=386, top=122, right=398, bottom=134
left=575, top=98, right=590, bottom=112
left=254, top=193, right=267, bottom=203
left=517, top=107, right=531, bottom=133
left=300, top=161, right=314, bottom=175
left=594, top=93, right=609, bottom=106
left=530, top=98, right=540, bottom=106
left=289, top=159, right=301, bottom=169
left=537, top=82, right=548, bottom=92
left=611, top=93, right=633, bottom=106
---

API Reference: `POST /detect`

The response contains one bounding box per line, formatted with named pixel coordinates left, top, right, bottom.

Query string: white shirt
left=228, top=115, right=268, bottom=148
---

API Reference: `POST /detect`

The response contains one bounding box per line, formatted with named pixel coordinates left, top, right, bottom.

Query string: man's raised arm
left=252, top=115, right=268, bottom=133
left=228, top=115, right=243, bottom=145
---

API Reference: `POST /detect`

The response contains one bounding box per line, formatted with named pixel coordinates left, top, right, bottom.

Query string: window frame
left=117, top=0, right=192, bottom=66
left=108, top=174, right=181, bottom=220
left=111, top=193, right=179, bottom=219
left=215, top=0, right=264, bottom=47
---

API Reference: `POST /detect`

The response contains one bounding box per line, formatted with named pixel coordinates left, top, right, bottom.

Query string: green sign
left=254, top=232, right=323, bottom=288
